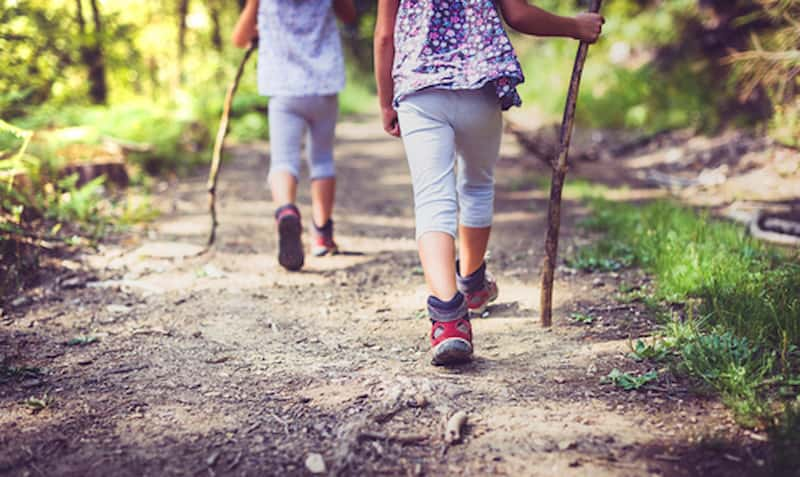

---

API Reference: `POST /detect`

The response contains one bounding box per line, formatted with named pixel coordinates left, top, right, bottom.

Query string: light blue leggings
left=396, top=87, right=503, bottom=240
left=268, top=94, right=338, bottom=181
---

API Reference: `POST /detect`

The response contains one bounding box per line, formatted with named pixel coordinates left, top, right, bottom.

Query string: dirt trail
left=1, top=115, right=768, bottom=476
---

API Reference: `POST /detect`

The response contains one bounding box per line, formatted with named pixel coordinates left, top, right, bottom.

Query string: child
left=232, top=0, right=356, bottom=271
left=374, top=0, right=603, bottom=365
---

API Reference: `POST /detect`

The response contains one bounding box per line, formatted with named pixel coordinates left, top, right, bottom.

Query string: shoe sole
left=311, top=245, right=339, bottom=257
left=431, top=338, right=473, bottom=366
left=278, top=215, right=304, bottom=271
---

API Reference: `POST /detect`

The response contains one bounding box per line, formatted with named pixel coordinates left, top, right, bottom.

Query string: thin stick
left=540, top=0, right=603, bottom=327
left=206, top=42, right=257, bottom=248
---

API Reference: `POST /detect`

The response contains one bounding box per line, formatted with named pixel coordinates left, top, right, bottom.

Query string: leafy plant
left=0, top=365, right=42, bottom=382
left=628, top=338, right=670, bottom=362
left=566, top=241, right=634, bottom=272
left=582, top=197, right=800, bottom=425
left=602, top=369, right=659, bottom=391
left=66, top=335, right=99, bottom=346
left=570, top=312, right=595, bottom=325
left=23, top=393, right=53, bottom=413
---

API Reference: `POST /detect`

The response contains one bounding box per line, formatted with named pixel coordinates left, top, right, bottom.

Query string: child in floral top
left=232, top=0, right=356, bottom=271
left=374, top=0, right=603, bottom=365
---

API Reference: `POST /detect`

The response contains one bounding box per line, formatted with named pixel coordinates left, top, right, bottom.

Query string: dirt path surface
left=1, top=116, right=771, bottom=476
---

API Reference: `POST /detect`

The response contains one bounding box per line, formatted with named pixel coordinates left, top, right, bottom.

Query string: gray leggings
left=268, top=94, right=338, bottom=181
left=396, top=87, right=503, bottom=240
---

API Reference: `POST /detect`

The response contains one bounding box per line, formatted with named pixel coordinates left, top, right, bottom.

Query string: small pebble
left=305, top=453, right=326, bottom=474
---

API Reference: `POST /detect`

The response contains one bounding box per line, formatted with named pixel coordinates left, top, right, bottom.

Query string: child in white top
left=232, top=0, right=356, bottom=271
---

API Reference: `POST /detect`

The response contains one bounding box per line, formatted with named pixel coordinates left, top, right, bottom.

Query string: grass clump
left=602, top=368, right=659, bottom=391
left=575, top=197, right=800, bottom=430
left=570, top=312, right=595, bottom=325
left=566, top=241, right=633, bottom=272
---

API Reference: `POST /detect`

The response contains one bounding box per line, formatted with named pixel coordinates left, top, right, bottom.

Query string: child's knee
left=268, top=164, right=301, bottom=181
left=415, top=197, right=458, bottom=240
left=458, top=187, right=494, bottom=228
left=309, top=157, right=336, bottom=180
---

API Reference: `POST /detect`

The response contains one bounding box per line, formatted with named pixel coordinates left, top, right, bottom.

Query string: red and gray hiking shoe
left=429, top=294, right=473, bottom=366
left=457, top=261, right=499, bottom=316
left=311, top=219, right=338, bottom=257
left=275, top=204, right=304, bottom=271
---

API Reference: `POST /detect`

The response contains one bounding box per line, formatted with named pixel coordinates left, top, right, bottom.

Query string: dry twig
left=443, top=410, right=468, bottom=444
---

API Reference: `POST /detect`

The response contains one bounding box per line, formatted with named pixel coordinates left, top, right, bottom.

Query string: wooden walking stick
left=540, top=0, right=603, bottom=327
left=206, top=41, right=258, bottom=248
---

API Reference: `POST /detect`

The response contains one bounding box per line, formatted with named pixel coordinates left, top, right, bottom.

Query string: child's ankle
left=427, top=291, right=467, bottom=322
left=275, top=203, right=300, bottom=220
left=313, top=218, right=333, bottom=235
left=456, top=260, right=486, bottom=293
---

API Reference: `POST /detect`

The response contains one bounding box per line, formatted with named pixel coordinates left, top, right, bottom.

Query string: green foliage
left=229, top=111, right=268, bottom=142
left=726, top=0, right=800, bottom=146
left=66, top=335, right=99, bottom=346
left=581, top=199, right=800, bottom=347
left=580, top=196, right=800, bottom=426
left=629, top=338, right=671, bottom=362
left=602, top=368, right=659, bottom=390
left=515, top=0, right=797, bottom=137
left=681, top=332, right=773, bottom=422
left=566, top=240, right=634, bottom=272
left=0, top=364, right=42, bottom=382
left=570, top=312, right=595, bottom=324
left=23, top=393, right=53, bottom=413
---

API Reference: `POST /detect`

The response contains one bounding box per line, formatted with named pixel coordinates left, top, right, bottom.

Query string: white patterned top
left=392, top=0, right=524, bottom=110
left=257, top=0, right=346, bottom=97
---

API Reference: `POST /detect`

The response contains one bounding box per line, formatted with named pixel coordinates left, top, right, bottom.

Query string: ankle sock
left=275, top=203, right=300, bottom=220
left=427, top=292, right=467, bottom=322
left=456, top=260, right=486, bottom=294
left=313, top=218, right=333, bottom=236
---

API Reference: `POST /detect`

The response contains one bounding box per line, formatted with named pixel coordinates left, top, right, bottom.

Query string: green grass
left=580, top=200, right=800, bottom=347
left=570, top=312, right=595, bottom=325
left=16, top=101, right=210, bottom=175
left=566, top=240, right=634, bottom=271
left=0, top=364, right=42, bottom=382
left=66, top=335, right=99, bottom=346
left=602, top=368, right=659, bottom=391
left=628, top=337, right=671, bottom=362
left=574, top=197, right=800, bottom=430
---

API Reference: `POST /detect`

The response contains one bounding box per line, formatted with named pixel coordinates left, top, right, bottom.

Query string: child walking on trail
left=374, top=0, right=603, bottom=365
left=232, top=0, right=356, bottom=271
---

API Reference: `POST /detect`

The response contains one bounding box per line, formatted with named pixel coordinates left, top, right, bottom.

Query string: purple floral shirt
left=392, top=0, right=524, bottom=110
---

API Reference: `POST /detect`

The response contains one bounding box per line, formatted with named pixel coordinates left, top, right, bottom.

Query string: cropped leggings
left=396, top=87, right=503, bottom=240
left=268, top=94, right=338, bottom=181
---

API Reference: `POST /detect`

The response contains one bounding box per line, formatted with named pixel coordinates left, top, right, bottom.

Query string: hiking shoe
left=311, top=219, right=338, bottom=257
left=275, top=204, right=304, bottom=271
left=457, top=261, right=499, bottom=316
left=429, top=293, right=473, bottom=366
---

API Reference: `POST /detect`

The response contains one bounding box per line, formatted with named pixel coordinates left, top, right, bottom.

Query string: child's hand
left=382, top=108, right=400, bottom=137
left=573, top=13, right=604, bottom=43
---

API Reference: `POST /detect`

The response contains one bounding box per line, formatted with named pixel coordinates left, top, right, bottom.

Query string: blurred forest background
left=1, top=0, right=798, bottom=293
left=1, top=0, right=800, bottom=465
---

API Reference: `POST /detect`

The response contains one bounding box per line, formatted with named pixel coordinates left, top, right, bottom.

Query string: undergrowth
left=571, top=196, right=800, bottom=446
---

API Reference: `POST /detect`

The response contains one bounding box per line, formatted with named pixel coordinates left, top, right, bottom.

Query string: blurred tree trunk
left=75, top=0, right=108, bottom=104
left=209, top=0, right=222, bottom=52
left=177, top=0, right=190, bottom=84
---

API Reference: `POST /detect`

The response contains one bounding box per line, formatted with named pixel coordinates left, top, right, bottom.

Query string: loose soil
left=1, top=116, right=783, bottom=476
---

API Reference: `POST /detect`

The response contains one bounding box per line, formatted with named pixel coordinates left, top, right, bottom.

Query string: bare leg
left=418, top=231, right=458, bottom=300
left=458, top=225, right=491, bottom=277
left=310, top=177, right=335, bottom=227
left=269, top=171, right=298, bottom=206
